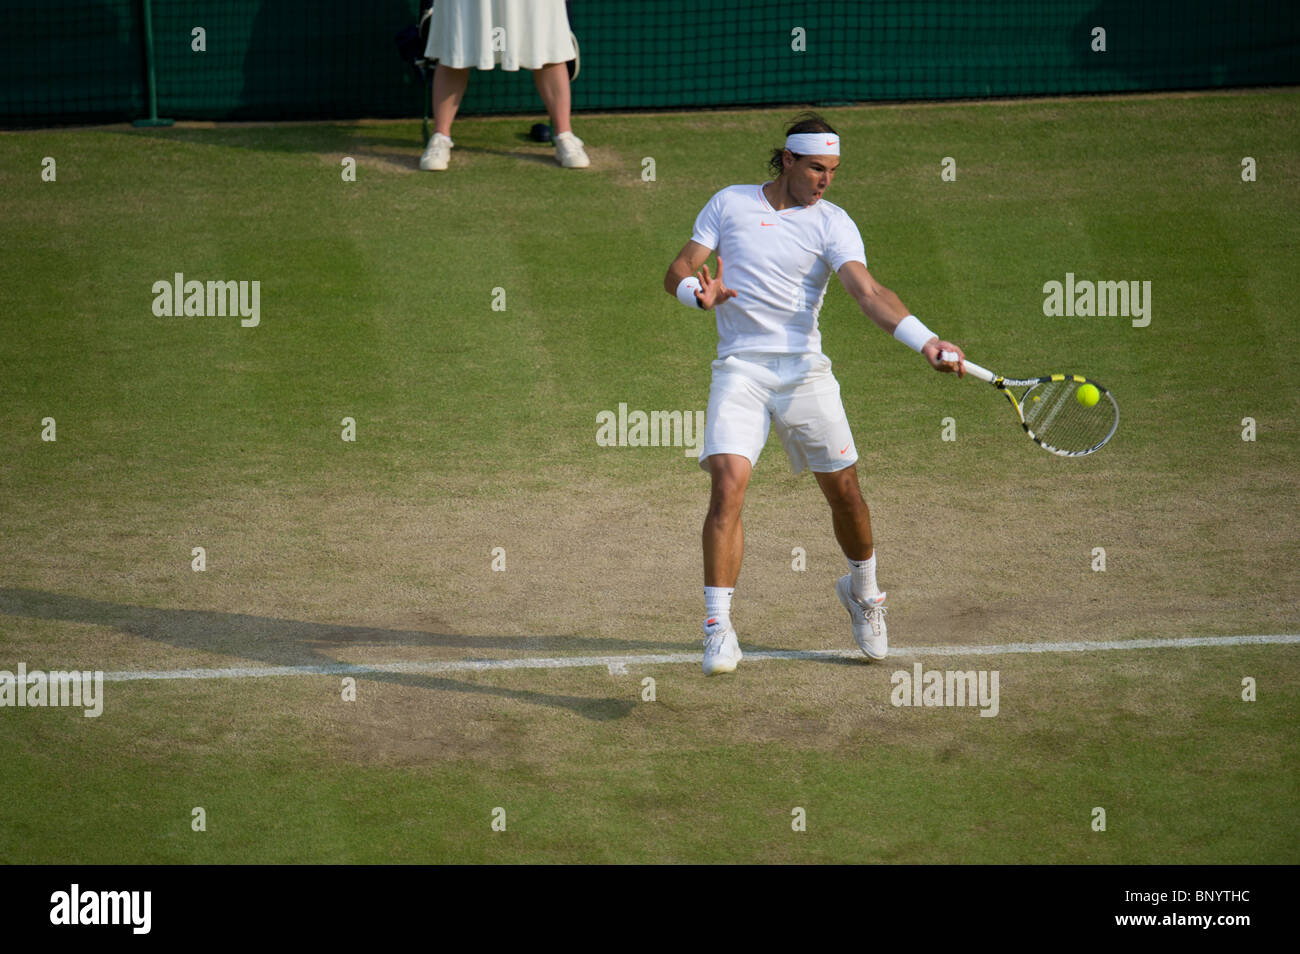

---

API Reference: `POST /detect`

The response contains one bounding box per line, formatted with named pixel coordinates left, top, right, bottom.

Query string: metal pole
left=133, top=0, right=174, bottom=126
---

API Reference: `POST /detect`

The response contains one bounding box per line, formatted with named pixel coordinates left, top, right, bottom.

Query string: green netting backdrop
left=4, top=1, right=1298, bottom=125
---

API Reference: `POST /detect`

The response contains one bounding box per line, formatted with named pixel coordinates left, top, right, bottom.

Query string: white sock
left=704, top=586, right=734, bottom=629
left=848, top=555, right=878, bottom=600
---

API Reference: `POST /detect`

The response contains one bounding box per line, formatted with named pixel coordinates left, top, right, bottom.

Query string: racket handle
left=941, top=350, right=995, bottom=383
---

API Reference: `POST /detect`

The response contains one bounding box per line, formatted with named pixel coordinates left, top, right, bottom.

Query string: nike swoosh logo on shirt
left=841, top=444, right=851, bottom=454
left=760, top=221, right=777, bottom=227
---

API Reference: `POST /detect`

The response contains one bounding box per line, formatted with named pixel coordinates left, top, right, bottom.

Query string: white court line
left=96, top=634, right=1300, bottom=683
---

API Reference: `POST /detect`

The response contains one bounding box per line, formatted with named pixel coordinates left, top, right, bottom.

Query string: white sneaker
left=702, top=618, right=742, bottom=675
left=554, top=130, right=590, bottom=168
left=419, top=132, right=452, bottom=171
left=836, top=574, right=887, bottom=660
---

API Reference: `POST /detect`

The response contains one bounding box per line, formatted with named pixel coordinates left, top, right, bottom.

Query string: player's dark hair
left=768, top=112, right=838, bottom=178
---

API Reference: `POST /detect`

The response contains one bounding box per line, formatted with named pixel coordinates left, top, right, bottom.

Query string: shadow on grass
left=113, top=125, right=560, bottom=171
left=113, top=124, right=420, bottom=162
left=0, top=587, right=660, bottom=720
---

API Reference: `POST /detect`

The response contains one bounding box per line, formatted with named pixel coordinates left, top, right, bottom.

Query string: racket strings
left=1021, top=380, right=1116, bottom=453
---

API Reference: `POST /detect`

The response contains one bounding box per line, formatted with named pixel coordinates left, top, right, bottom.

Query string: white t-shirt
left=691, top=184, right=867, bottom=358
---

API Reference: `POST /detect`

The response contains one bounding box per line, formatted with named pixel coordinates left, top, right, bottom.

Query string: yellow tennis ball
left=1076, top=383, right=1100, bottom=407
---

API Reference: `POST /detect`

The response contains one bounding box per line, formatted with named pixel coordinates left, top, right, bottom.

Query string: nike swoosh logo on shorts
left=841, top=444, right=851, bottom=454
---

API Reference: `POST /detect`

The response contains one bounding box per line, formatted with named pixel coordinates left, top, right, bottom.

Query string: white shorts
left=699, top=352, right=859, bottom=475
left=426, top=0, right=575, bottom=72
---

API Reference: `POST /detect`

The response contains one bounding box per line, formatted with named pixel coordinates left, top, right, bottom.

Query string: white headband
left=785, top=132, right=840, bottom=156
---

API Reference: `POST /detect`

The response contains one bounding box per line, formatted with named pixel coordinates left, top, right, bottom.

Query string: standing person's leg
left=532, top=62, right=589, bottom=167
left=432, top=65, right=470, bottom=137
left=531, top=62, right=572, bottom=135
left=420, top=64, right=469, bottom=170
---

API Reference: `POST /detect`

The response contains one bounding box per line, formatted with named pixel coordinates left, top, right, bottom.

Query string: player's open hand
left=924, top=340, right=966, bottom=377
left=696, top=256, right=738, bottom=310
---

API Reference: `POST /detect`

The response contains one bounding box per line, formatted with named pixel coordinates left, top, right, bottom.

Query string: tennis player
left=663, top=113, right=967, bottom=675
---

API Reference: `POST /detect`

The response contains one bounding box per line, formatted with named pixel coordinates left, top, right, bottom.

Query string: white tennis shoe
left=419, top=132, right=452, bottom=171
left=702, top=618, right=742, bottom=675
left=836, top=574, right=887, bottom=660
left=554, top=131, right=590, bottom=168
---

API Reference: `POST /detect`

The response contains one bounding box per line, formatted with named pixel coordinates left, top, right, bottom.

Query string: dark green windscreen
left=4, top=1, right=1297, bottom=125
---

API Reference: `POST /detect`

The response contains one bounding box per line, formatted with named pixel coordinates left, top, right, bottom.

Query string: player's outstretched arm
left=837, top=262, right=909, bottom=331
left=837, top=261, right=965, bottom=375
left=665, top=241, right=737, bottom=309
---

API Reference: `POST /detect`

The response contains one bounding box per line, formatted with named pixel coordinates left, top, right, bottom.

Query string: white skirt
left=425, top=0, right=575, bottom=71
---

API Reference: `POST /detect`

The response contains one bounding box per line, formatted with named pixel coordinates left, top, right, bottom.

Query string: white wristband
left=893, top=314, right=937, bottom=353
left=676, top=276, right=704, bottom=309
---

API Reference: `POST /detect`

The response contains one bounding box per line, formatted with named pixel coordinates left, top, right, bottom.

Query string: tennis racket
left=942, top=351, right=1119, bottom=457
